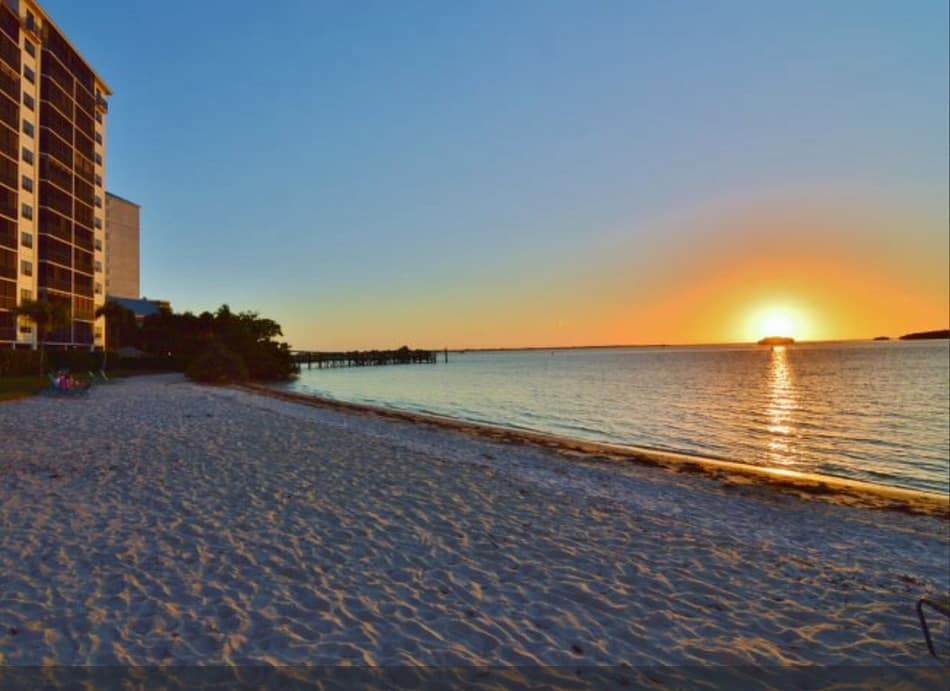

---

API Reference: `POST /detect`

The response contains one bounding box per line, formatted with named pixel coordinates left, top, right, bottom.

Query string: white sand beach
left=0, top=374, right=947, bottom=675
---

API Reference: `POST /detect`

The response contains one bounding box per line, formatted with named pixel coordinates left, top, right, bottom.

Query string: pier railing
left=292, top=348, right=439, bottom=369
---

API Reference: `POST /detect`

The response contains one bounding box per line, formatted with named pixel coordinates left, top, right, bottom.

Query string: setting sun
left=762, top=311, right=794, bottom=337
left=744, top=303, right=811, bottom=342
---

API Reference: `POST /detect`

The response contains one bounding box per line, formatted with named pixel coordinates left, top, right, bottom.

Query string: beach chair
left=43, top=373, right=66, bottom=396
left=917, top=596, right=950, bottom=657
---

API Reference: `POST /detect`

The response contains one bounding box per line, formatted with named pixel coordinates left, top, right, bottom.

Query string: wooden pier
left=292, top=346, right=440, bottom=370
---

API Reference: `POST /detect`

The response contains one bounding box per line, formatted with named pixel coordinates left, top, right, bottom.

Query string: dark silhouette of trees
left=138, top=304, right=296, bottom=382
left=14, top=298, right=71, bottom=375
left=95, top=300, right=138, bottom=370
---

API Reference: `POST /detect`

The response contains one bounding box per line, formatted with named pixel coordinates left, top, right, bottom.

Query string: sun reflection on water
left=766, top=346, right=797, bottom=466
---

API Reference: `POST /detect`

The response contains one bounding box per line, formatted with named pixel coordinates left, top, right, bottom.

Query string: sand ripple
left=0, top=375, right=947, bottom=676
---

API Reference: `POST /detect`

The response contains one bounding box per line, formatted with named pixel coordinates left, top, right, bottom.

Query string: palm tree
left=14, top=298, right=71, bottom=376
left=94, top=300, right=136, bottom=371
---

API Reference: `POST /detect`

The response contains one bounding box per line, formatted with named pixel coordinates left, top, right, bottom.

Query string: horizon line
left=443, top=335, right=944, bottom=352
left=289, top=332, right=949, bottom=353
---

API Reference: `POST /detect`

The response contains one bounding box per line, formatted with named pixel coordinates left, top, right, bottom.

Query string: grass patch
left=104, top=368, right=180, bottom=379
left=0, top=376, right=48, bottom=402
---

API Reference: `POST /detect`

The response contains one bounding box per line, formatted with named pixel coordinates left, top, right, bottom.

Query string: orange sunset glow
left=745, top=304, right=807, bottom=342
left=279, top=197, right=949, bottom=350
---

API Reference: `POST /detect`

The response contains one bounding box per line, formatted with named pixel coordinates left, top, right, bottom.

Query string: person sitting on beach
left=55, top=370, right=89, bottom=391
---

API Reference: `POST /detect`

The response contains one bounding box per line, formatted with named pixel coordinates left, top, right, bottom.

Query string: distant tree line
left=899, top=329, right=949, bottom=341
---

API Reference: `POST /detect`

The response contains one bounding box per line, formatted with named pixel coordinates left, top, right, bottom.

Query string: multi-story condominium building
left=104, top=192, right=139, bottom=299
left=0, top=0, right=109, bottom=349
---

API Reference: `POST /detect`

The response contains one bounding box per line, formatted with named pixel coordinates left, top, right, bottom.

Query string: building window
left=94, top=196, right=102, bottom=208
left=95, top=260, right=102, bottom=273
left=95, top=174, right=102, bottom=187
left=20, top=232, right=31, bottom=248
left=94, top=153, right=102, bottom=165
left=94, top=283, right=102, bottom=295
left=94, top=238, right=102, bottom=251
left=22, top=120, right=33, bottom=137
left=23, top=67, right=34, bottom=84
left=94, top=218, right=102, bottom=229
left=25, top=41, right=35, bottom=58
left=23, top=93, right=34, bottom=111
left=22, top=148, right=33, bottom=165
left=95, top=132, right=102, bottom=145
left=20, top=288, right=32, bottom=301
left=19, top=318, right=32, bottom=334
left=21, top=203, right=32, bottom=220
left=21, top=175, right=32, bottom=192
left=95, top=112, right=102, bottom=124
left=20, top=260, right=32, bottom=277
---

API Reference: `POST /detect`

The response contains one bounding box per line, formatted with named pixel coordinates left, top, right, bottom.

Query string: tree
left=136, top=302, right=296, bottom=382
left=14, top=298, right=71, bottom=376
left=180, top=304, right=296, bottom=382
left=94, top=301, right=137, bottom=370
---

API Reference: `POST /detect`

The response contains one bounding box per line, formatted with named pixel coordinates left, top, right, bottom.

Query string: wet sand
left=242, top=384, right=949, bottom=518
left=0, top=374, right=947, bottom=673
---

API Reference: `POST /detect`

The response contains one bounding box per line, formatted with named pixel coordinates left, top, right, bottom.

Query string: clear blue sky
left=45, top=0, right=949, bottom=348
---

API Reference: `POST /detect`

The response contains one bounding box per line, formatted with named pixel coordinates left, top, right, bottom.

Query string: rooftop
left=106, top=192, right=141, bottom=208
left=107, top=296, right=163, bottom=317
left=14, top=0, right=112, bottom=95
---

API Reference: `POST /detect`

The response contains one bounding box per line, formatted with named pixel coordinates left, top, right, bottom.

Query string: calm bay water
left=283, top=341, right=950, bottom=493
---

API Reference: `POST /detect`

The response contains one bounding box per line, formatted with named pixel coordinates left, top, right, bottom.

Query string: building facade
left=0, top=0, right=109, bottom=349
left=104, top=192, right=138, bottom=299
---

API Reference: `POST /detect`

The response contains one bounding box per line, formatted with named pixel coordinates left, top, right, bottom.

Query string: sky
left=46, top=0, right=949, bottom=349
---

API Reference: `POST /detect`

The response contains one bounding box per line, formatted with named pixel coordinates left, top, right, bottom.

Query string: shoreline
left=242, top=383, right=949, bottom=518
left=2, top=374, right=947, bottom=667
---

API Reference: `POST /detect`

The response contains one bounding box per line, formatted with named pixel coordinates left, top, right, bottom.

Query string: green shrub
left=242, top=341, right=297, bottom=381
left=0, top=349, right=98, bottom=377
left=48, top=350, right=99, bottom=374
left=0, top=349, right=191, bottom=379
left=0, top=350, right=42, bottom=377
left=185, top=342, right=249, bottom=384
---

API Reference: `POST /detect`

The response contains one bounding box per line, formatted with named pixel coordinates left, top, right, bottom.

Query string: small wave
left=288, top=344, right=949, bottom=493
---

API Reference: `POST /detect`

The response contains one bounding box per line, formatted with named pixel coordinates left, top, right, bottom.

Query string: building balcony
left=22, top=16, right=41, bottom=40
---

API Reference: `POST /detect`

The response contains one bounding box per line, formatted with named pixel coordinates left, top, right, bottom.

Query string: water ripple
left=286, top=342, right=950, bottom=493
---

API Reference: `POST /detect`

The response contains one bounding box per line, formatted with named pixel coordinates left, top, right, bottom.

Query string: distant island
left=899, top=329, right=950, bottom=341
left=873, top=336, right=890, bottom=341
left=757, top=336, right=795, bottom=346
